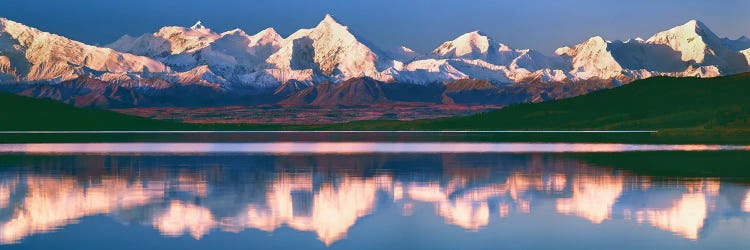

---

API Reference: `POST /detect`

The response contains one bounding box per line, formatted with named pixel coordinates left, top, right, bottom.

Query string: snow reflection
left=0, top=153, right=748, bottom=245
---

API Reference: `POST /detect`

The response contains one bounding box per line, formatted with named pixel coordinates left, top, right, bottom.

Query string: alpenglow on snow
left=0, top=15, right=748, bottom=89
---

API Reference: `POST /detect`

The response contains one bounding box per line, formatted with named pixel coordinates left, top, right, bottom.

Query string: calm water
left=0, top=143, right=749, bottom=249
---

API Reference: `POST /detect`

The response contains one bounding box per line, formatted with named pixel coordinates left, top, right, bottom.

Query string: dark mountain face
left=280, top=78, right=388, bottom=106
left=273, top=80, right=314, bottom=98
left=3, top=76, right=282, bottom=108
left=440, top=78, right=616, bottom=105
left=14, top=77, right=145, bottom=108
left=443, top=79, right=505, bottom=105
left=1, top=76, right=617, bottom=110
left=380, top=82, right=445, bottom=104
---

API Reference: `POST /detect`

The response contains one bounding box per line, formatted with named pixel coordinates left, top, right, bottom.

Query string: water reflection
left=557, top=175, right=624, bottom=224
left=0, top=142, right=748, bottom=154
left=0, top=176, right=165, bottom=244
left=0, top=153, right=748, bottom=248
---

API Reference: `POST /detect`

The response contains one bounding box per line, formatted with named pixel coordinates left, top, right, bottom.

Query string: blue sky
left=2, top=0, right=749, bottom=53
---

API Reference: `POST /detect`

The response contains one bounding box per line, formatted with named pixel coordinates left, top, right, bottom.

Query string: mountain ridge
left=1, top=16, right=748, bottom=109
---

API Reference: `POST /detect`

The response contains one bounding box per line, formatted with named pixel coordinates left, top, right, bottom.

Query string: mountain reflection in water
left=0, top=153, right=748, bottom=248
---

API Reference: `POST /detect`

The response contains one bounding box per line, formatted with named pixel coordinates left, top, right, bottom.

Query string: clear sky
left=2, top=0, right=749, bottom=54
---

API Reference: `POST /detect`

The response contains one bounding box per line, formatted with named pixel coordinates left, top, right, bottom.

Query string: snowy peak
left=662, top=19, right=712, bottom=37
left=592, top=36, right=611, bottom=46
left=216, top=27, right=282, bottom=45
left=155, top=23, right=218, bottom=41
left=255, top=27, right=279, bottom=36
left=388, top=46, right=426, bottom=63
left=432, top=30, right=566, bottom=72
left=250, top=28, right=282, bottom=46
left=646, top=20, right=748, bottom=73
left=186, top=20, right=217, bottom=37
left=558, top=20, right=749, bottom=78
left=107, top=21, right=220, bottom=57
left=558, top=36, right=622, bottom=79
left=215, top=27, right=282, bottom=53
left=266, top=14, right=388, bottom=81
left=555, top=36, right=611, bottom=56
left=310, top=14, right=358, bottom=40
left=0, top=18, right=43, bottom=46
left=433, top=31, right=496, bottom=58
left=0, top=18, right=167, bottom=82
left=400, top=46, right=415, bottom=53
left=319, top=14, right=342, bottom=27
left=220, top=28, right=247, bottom=37
left=647, top=20, right=711, bottom=42
left=683, top=20, right=708, bottom=31
left=646, top=20, right=722, bottom=63
left=191, top=20, right=206, bottom=30
left=176, top=26, right=285, bottom=77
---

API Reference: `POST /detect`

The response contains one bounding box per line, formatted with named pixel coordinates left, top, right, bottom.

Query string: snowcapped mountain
left=390, top=31, right=569, bottom=84
left=107, top=21, right=287, bottom=87
left=0, top=18, right=167, bottom=83
left=1, top=15, right=749, bottom=108
left=266, top=14, right=393, bottom=83
left=388, top=46, right=426, bottom=63
left=431, top=31, right=565, bottom=71
left=557, top=36, right=701, bottom=80
left=647, top=20, right=717, bottom=63
left=174, top=27, right=283, bottom=76
left=555, top=36, right=624, bottom=80
left=390, top=59, right=472, bottom=83
left=432, top=31, right=516, bottom=63
left=107, top=21, right=220, bottom=58
left=556, top=20, right=748, bottom=80
left=92, top=17, right=750, bottom=87
left=645, top=20, right=747, bottom=74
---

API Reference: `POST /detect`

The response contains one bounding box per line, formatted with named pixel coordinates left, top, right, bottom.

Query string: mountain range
left=0, top=15, right=748, bottom=108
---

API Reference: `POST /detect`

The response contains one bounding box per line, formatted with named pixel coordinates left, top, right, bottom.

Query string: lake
left=0, top=143, right=749, bottom=249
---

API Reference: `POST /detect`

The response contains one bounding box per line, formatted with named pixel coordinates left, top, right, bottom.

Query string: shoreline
left=0, top=130, right=746, bottom=145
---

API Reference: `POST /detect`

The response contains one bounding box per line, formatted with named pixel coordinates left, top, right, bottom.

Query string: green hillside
left=0, top=93, right=184, bottom=131
left=331, top=74, right=750, bottom=131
